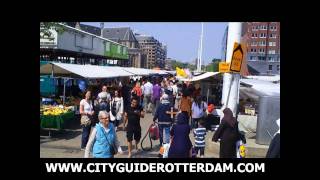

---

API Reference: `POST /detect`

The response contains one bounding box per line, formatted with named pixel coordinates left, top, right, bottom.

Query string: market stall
left=40, top=62, right=135, bottom=133
left=40, top=105, right=74, bottom=130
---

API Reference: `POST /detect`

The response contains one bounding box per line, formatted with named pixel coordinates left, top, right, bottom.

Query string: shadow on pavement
left=40, top=129, right=82, bottom=144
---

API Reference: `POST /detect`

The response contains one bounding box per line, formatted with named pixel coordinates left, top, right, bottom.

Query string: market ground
left=40, top=112, right=268, bottom=158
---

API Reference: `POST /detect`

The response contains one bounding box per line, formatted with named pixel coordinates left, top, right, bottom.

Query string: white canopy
left=40, top=62, right=133, bottom=79
left=245, top=75, right=280, bottom=82
left=151, top=69, right=168, bottom=75
left=122, top=67, right=168, bottom=76
left=240, top=79, right=280, bottom=96
left=177, top=72, right=220, bottom=82
left=122, top=67, right=151, bottom=76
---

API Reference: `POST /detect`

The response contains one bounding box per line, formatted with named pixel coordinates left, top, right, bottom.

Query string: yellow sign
left=219, top=62, right=230, bottom=73
left=230, top=42, right=244, bottom=73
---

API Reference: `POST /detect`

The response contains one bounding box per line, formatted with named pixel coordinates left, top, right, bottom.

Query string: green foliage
left=40, top=22, right=66, bottom=39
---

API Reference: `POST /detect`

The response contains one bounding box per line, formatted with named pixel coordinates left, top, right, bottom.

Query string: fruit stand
left=40, top=105, right=75, bottom=136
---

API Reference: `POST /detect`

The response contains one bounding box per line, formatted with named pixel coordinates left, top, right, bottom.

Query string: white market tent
left=240, top=79, right=280, bottom=96
left=245, top=75, right=280, bottom=82
left=121, top=67, right=151, bottom=76
left=40, top=62, right=134, bottom=79
left=121, top=67, right=168, bottom=76
left=177, top=72, right=220, bottom=82
left=40, top=62, right=170, bottom=104
left=151, top=69, right=168, bottom=75
left=40, top=62, right=170, bottom=78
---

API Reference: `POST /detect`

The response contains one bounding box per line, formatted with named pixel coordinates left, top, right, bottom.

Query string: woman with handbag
left=84, top=111, right=119, bottom=158
left=80, top=90, right=94, bottom=150
left=109, top=90, right=124, bottom=131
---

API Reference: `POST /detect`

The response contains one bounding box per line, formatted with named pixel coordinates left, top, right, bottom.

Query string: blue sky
left=82, top=22, right=228, bottom=64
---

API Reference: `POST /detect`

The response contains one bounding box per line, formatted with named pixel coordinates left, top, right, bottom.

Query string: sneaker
left=80, top=148, right=85, bottom=151
left=118, top=146, right=123, bottom=154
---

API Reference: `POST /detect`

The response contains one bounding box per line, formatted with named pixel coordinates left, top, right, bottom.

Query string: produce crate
left=40, top=111, right=74, bottom=129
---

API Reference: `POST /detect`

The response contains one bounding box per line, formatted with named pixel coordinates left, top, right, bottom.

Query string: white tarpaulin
left=40, top=62, right=133, bottom=79
left=151, top=69, right=168, bottom=75
left=245, top=75, right=280, bottom=82
left=122, top=67, right=167, bottom=76
left=240, top=79, right=280, bottom=96
left=177, top=72, right=220, bottom=82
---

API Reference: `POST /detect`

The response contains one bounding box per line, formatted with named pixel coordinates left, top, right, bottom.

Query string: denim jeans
left=143, top=94, right=152, bottom=112
left=152, top=99, right=160, bottom=116
left=81, top=125, right=91, bottom=149
left=158, top=124, right=171, bottom=146
left=192, top=118, right=201, bottom=129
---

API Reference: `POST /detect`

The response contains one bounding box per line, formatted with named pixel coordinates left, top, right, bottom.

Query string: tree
left=205, top=62, right=219, bottom=72
left=40, top=22, right=66, bottom=39
left=212, top=58, right=221, bottom=63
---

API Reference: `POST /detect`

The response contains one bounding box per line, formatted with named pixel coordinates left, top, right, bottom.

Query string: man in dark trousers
left=153, top=94, right=173, bottom=146
left=124, top=97, right=145, bottom=158
left=266, top=119, right=280, bottom=158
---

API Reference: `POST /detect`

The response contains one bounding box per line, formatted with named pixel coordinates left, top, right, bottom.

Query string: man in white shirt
left=97, top=85, right=111, bottom=103
left=171, top=81, right=178, bottom=108
left=142, top=79, right=153, bottom=113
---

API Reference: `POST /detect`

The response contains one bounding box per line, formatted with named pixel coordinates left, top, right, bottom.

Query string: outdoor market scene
left=40, top=22, right=280, bottom=158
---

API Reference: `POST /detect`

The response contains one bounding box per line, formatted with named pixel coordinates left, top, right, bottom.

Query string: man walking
left=124, top=97, right=145, bottom=158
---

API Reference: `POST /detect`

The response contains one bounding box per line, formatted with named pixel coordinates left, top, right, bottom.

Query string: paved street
left=40, top=111, right=268, bottom=158
left=40, top=112, right=221, bottom=158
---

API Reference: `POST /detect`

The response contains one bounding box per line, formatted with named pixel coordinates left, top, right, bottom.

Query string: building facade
left=135, top=34, right=167, bottom=69
left=164, top=58, right=173, bottom=70
left=40, top=23, right=129, bottom=66
left=102, top=27, right=145, bottom=68
left=241, top=22, right=280, bottom=75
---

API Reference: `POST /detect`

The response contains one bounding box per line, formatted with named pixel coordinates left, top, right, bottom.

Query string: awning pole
left=63, top=78, right=66, bottom=105
left=51, top=64, right=54, bottom=78
left=207, top=88, right=209, bottom=105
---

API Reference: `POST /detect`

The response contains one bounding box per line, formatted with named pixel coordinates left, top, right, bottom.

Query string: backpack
left=99, top=100, right=110, bottom=112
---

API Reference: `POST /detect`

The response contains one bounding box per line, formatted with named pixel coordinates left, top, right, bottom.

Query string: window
left=260, top=33, right=266, bottom=38
left=105, top=42, right=110, bottom=51
left=269, top=65, right=273, bottom=71
left=277, top=65, right=280, bottom=71
left=268, top=50, right=276, bottom=54
left=252, top=33, right=254, bottom=37
left=269, top=42, right=276, bottom=46
left=123, top=47, right=127, bottom=55
left=118, top=46, right=121, bottom=54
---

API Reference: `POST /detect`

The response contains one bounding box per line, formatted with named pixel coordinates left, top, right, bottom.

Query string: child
left=193, top=118, right=207, bottom=158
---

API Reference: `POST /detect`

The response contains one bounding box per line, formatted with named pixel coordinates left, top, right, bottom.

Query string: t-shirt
left=98, top=92, right=111, bottom=102
left=191, top=102, right=205, bottom=118
left=152, top=84, right=161, bottom=100
left=80, top=99, right=93, bottom=113
left=126, top=105, right=143, bottom=128
left=142, top=82, right=153, bottom=95
left=193, top=127, right=206, bottom=147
